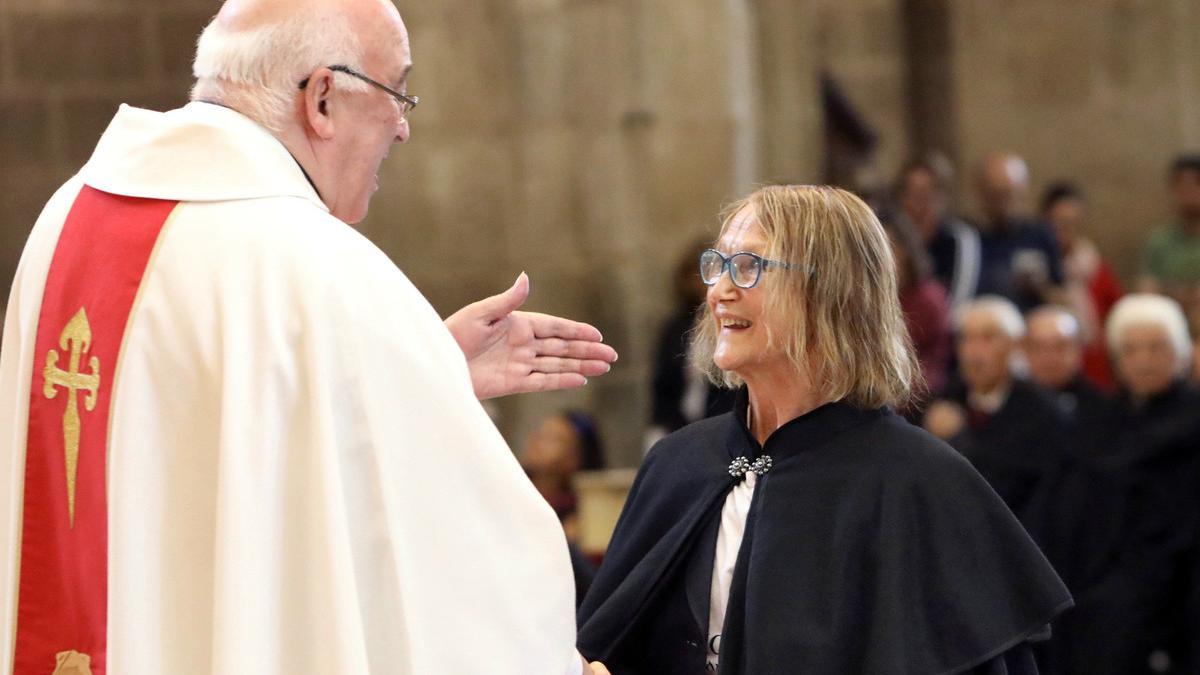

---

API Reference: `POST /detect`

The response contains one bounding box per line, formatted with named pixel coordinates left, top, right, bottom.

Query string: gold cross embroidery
left=52, top=650, right=92, bottom=675
left=42, top=308, right=100, bottom=528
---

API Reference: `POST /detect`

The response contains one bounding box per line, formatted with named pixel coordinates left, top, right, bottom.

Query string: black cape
left=578, top=395, right=1072, bottom=674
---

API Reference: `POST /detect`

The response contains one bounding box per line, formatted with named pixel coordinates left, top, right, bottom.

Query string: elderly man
left=1061, top=295, right=1200, bottom=675
left=1023, top=305, right=1110, bottom=421
left=0, top=1, right=615, bottom=673
left=923, top=297, right=1070, bottom=543
left=972, top=153, right=1065, bottom=312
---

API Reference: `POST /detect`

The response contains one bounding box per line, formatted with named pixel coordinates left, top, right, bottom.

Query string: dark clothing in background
left=1061, top=381, right=1200, bottom=674
left=939, top=379, right=1073, bottom=548
left=974, top=217, right=1064, bottom=313
left=651, top=307, right=735, bottom=432
left=1049, top=375, right=1111, bottom=425
left=579, top=393, right=1071, bottom=674
left=926, top=217, right=981, bottom=307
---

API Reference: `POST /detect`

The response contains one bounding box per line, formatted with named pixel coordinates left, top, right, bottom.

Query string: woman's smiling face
left=707, top=207, right=793, bottom=382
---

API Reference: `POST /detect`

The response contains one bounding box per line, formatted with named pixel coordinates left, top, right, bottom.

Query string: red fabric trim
left=13, top=187, right=176, bottom=675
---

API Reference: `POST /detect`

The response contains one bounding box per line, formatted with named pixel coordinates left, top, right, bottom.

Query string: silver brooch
left=728, top=455, right=773, bottom=480
left=728, top=456, right=752, bottom=478
left=751, top=455, right=773, bottom=475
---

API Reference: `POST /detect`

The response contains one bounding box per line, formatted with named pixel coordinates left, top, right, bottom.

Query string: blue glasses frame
left=699, top=248, right=799, bottom=289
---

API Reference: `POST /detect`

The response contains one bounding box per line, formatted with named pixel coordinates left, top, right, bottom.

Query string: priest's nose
left=396, top=116, right=410, bottom=144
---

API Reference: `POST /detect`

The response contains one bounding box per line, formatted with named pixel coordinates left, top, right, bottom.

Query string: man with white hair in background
left=1022, top=305, right=1110, bottom=421
left=1068, top=294, right=1200, bottom=674
left=923, top=296, right=1070, bottom=548
left=0, top=0, right=616, bottom=673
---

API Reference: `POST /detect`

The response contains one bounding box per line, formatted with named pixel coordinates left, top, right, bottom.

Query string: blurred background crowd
left=2, top=1, right=1200, bottom=673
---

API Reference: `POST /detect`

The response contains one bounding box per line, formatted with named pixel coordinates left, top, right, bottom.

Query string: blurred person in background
left=519, top=410, right=607, bottom=608
left=647, top=239, right=736, bottom=450
left=580, top=186, right=1069, bottom=675
left=922, top=297, right=1071, bottom=549
left=1140, top=156, right=1200, bottom=338
left=519, top=410, right=606, bottom=542
left=1040, top=182, right=1123, bottom=389
left=1067, top=294, right=1200, bottom=674
left=897, top=159, right=980, bottom=309
left=1023, top=305, right=1110, bottom=422
left=880, top=211, right=951, bottom=415
left=972, top=153, right=1066, bottom=313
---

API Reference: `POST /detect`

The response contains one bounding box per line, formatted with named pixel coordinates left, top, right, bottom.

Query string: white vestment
left=0, top=102, right=581, bottom=675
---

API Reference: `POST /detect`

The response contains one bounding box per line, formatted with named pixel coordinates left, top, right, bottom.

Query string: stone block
left=60, top=96, right=124, bottom=164
left=9, top=11, right=147, bottom=84
left=0, top=96, right=51, bottom=166
left=157, top=9, right=217, bottom=79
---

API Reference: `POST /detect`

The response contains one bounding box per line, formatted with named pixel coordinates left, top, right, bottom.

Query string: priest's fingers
left=532, top=356, right=613, bottom=377
left=519, top=372, right=588, bottom=393
left=587, top=662, right=612, bottom=675
left=536, top=337, right=618, bottom=363
left=525, top=311, right=605, bottom=342
left=463, top=273, right=530, bottom=323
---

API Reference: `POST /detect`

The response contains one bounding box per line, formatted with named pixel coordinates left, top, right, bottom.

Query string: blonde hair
left=190, top=9, right=370, bottom=131
left=692, top=185, right=921, bottom=409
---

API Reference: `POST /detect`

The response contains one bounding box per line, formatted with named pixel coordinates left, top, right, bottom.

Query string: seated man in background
left=923, top=297, right=1070, bottom=546
left=1023, top=305, right=1110, bottom=422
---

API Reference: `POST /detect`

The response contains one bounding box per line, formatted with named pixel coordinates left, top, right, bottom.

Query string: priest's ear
left=301, top=67, right=337, bottom=140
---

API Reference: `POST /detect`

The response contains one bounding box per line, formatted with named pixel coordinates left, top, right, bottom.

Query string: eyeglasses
left=699, top=248, right=799, bottom=289
left=299, top=65, right=419, bottom=120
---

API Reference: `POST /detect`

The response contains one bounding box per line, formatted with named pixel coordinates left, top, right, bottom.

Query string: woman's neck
left=744, top=368, right=827, bottom=445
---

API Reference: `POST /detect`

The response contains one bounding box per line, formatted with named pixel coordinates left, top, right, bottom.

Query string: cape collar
left=726, top=388, right=886, bottom=462
left=78, top=102, right=328, bottom=211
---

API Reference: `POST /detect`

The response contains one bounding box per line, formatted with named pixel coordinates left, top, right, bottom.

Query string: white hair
left=1025, top=304, right=1083, bottom=342
left=190, top=9, right=370, bottom=131
left=1106, top=293, right=1194, bottom=372
left=956, top=295, right=1026, bottom=340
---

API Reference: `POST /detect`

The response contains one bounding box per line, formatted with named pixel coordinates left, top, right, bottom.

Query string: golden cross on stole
left=42, top=307, right=101, bottom=528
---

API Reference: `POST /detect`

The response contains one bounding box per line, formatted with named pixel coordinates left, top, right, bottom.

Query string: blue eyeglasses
left=699, top=249, right=800, bottom=289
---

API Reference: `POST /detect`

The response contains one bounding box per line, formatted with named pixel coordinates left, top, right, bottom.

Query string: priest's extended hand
left=445, top=273, right=619, bottom=399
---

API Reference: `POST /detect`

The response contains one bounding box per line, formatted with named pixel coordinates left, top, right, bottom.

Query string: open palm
left=445, top=274, right=618, bottom=399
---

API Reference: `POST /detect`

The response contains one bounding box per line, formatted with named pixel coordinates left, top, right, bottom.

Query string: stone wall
left=0, top=0, right=218, bottom=286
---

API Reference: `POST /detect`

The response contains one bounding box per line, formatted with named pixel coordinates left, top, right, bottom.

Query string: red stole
left=13, top=187, right=177, bottom=675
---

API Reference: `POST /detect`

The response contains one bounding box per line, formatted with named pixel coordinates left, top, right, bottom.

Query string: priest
left=0, top=0, right=616, bottom=673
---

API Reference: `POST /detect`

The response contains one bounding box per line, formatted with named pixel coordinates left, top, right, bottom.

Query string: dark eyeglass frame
left=299, top=64, right=419, bottom=119
left=699, top=248, right=800, bottom=289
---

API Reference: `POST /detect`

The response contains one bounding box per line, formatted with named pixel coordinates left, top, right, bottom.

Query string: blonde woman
left=577, top=186, right=1071, bottom=674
